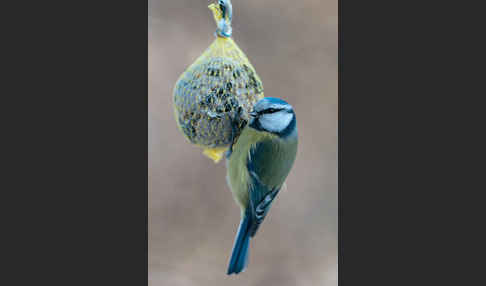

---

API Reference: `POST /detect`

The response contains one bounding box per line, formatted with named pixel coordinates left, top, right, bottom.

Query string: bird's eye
left=259, top=108, right=280, bottom=115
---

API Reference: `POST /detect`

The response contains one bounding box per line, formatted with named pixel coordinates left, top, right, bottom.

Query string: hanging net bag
left=173, top=0, right=264, bottom=163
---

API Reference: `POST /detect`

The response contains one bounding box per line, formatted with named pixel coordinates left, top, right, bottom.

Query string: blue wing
left=246, top=141, right=281, bottom=237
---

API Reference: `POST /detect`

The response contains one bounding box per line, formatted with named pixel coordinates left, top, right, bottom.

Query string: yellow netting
left=173, top=0, right=264, bottom=163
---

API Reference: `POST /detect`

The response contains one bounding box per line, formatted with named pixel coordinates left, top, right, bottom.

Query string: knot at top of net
left=209, top=0, right=233, bottom=38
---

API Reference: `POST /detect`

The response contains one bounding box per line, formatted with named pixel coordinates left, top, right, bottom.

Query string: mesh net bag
left=173, top=0, right=264, bottom=163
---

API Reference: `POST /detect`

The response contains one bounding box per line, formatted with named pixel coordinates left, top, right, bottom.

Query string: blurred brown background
left=149, top=0, right=337, bottom=285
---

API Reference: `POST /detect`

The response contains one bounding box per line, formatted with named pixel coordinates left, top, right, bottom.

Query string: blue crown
left=260, top=97, right=289, bottom=106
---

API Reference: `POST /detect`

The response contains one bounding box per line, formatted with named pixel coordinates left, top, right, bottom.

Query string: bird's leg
left=226, top=106, right=245, bottom=158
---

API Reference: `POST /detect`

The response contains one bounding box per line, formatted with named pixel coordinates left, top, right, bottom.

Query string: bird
left=225, top=97, right=298, bottom=275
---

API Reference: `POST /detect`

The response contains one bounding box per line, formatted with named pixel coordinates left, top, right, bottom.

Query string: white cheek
left=259, top=112, right=293, bottom=132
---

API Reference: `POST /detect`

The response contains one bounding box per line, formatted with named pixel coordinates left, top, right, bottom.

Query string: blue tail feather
left=227, top=215, right=251, bottom=275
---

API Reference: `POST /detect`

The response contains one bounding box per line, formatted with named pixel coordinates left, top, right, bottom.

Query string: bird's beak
left=249, top=111, right=258, bottom=117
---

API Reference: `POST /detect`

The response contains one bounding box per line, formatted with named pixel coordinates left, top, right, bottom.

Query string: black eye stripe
left=259, top=108, right=281, bottom=114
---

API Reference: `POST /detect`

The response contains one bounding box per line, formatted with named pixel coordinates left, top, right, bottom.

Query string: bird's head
left=248, top=97, right=297, bottom=138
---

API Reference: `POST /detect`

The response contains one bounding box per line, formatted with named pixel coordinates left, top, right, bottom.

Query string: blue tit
left=226, top=97, right=298, bottom=275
